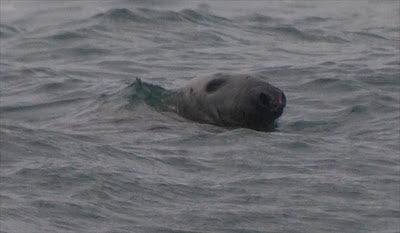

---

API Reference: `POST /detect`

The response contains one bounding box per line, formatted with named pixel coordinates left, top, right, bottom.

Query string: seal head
left=165, top=73, right=286, bottom=130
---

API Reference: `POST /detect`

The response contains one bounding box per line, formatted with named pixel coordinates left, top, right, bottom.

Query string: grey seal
left=161, top=73, right=286, bottom=130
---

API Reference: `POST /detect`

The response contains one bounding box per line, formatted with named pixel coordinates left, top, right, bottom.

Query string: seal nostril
left=259, top=93, right=270, bottom=106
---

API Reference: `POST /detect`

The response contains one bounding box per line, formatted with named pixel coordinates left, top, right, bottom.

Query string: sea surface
left=1, top=1, right=399, bottom=232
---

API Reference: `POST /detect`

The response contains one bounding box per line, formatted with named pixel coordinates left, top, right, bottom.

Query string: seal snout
left=259, top=91, right=285, bottom=111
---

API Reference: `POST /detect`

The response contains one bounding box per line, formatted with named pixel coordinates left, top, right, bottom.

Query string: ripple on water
left=269, top=26, right=349, bottom=43
left=0, top=24, right=21, bottom=39
left=288, top=120, right=341, bottom=133
left=93, top=7, right=232, bottom=26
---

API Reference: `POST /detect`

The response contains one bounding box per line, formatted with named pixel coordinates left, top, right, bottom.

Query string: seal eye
left=259, top=93, right=270, bottom=106
left=206, top=78, right=226, bottom=93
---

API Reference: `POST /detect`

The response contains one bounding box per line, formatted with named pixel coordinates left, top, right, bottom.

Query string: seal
left=162, top=73, right=286, bottom=130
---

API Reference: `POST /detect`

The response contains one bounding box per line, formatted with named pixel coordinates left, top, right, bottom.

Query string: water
left=1, top=1, right=399, bottom=232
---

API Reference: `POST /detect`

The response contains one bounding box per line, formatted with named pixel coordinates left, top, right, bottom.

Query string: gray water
left=1, top=1, right=399, bottom=232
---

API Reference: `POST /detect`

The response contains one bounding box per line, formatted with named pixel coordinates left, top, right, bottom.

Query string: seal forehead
left=205, top=78, right=226, bottom=93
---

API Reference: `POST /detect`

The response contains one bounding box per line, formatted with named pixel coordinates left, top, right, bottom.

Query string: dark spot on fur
left=190, top=88, right=193, bottom=94
left=206, top=78, right=226, bottom=93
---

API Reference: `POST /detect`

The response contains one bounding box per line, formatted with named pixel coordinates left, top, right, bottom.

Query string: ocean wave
left=0, top=97, right=87, bottom=113
left=0, top=23, right=21, bottom=39
left=47, top=31, right=86, bottom=41
left=93, top=7, right=232, bottom=26
left=233, top=13, right=276, bottom=23
left=300, top=77, right=361, bottom=93
left=269, top=26, right=349, bottom=43
left=288, top=120, right=341, bottom=133
left=301, top=16, right=330, bottom=23
left=344, top=31, right=389, bottom=41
